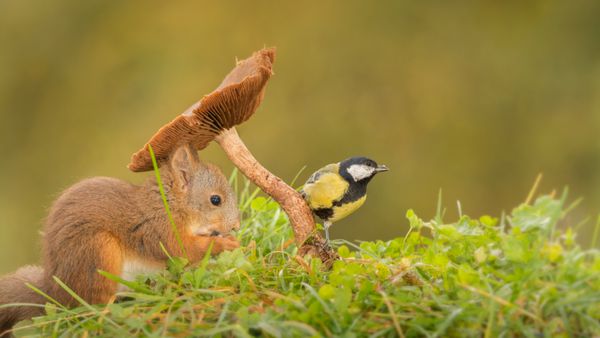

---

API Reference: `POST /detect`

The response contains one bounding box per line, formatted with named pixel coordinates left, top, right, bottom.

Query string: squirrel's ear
left=169, top=144, right=199, bottom=191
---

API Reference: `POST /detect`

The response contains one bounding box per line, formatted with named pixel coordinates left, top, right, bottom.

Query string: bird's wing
left=303, top=163, right=338, bottom=189
left=305, top=163, right=336, bottom=185
left=302, top=163, right=348, bottom=209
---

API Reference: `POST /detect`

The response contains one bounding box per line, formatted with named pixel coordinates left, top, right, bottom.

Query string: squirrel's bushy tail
left=0, top=266, right=46, bottom=337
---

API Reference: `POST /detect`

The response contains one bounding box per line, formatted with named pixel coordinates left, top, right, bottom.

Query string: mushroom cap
left=128, top=48, right=276, bottom=172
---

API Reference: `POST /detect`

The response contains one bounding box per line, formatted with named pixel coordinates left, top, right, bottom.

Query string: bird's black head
left=339, top=156, right=389, bottom=184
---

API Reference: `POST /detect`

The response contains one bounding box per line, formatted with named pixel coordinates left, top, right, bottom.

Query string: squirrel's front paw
left=212, top=236, right=240, bottom=253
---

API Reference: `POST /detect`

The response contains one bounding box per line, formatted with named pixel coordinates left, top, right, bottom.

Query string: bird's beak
left=375, top=164, right=389, bottom=173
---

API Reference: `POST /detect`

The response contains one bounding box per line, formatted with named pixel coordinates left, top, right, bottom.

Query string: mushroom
left=129, top=48, right=334, bottom=260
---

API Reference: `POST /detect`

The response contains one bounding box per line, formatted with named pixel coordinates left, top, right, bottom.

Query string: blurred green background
left=1, top=1, right=599, bottom=274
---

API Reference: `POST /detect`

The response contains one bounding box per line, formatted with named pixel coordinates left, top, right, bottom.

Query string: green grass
left=14, top=174, right=600, bottom=337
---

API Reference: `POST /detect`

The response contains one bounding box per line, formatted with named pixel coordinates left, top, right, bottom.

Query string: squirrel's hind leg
left=46, top=232, right=122, bottom=307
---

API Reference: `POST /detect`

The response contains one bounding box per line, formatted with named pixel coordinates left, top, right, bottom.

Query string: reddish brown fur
left=0, top=145, right=239, bottom=336
left=0, top=266, right=45, bottom=337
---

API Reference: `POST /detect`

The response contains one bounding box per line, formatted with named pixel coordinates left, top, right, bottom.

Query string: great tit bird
left=301, top=157, right=388, bottom=242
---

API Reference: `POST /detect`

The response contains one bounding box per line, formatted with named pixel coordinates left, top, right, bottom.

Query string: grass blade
left=148, top=144, right=188, bottom=259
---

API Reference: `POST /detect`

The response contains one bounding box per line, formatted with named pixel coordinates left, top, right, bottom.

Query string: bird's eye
left=210, top=195, right=222, bottom=206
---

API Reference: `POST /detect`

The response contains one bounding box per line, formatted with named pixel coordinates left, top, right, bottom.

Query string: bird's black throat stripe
left=333, top=181, right=367, bottom=207
left=314, top=208, right=334, bottom=221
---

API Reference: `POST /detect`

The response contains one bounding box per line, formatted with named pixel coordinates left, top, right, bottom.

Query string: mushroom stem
left=215, top=127, right=317, bottom=247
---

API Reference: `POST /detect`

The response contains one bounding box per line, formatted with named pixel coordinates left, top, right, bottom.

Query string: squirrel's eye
left=210, top=195, right=222, bottom=206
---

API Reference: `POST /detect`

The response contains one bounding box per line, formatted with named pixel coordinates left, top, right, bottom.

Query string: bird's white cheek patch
left=347, top=164, right=375, bottom=182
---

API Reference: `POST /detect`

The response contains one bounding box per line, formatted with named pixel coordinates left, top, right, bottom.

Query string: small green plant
left=15, top=177, right=600, bottom=337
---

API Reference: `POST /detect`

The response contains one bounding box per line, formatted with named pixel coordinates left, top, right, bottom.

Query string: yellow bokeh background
left=1, top=1, right=599, bottom=273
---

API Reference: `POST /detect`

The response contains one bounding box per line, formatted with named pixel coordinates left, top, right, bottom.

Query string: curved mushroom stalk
left=129, top=48, right=336, bottom=261
left=215, top=128, right=315, bottom=244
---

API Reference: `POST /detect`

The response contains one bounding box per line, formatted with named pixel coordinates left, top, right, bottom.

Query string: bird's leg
left=324, top=221, right=332, bottom=243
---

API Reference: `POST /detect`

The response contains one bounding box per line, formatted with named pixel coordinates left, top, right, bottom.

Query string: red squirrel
left=0, top=144, right=240, bottom=336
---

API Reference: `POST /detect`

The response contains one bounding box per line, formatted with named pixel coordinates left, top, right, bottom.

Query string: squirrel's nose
left=210, top=230, right=221, bottom=236
left=232, top=220, right=241, bottom=231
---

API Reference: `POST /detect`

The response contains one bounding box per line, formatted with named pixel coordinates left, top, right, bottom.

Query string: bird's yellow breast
left=330, top=195, right=367, bottom=223
left=303, top=171, right=349, bottom=209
